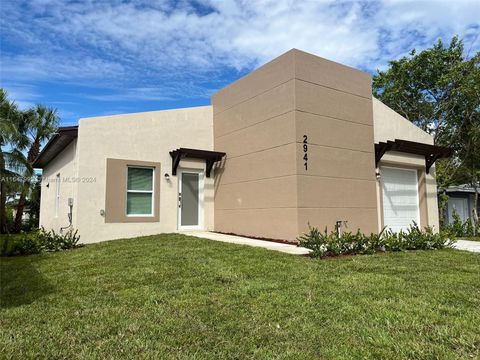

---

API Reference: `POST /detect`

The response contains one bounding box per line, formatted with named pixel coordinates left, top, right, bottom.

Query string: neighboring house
left=11, top=205, right=31, bottom=223
left=442, top=185, right=480, bottom=225
left=33, top=49, right=451, bottom=244
left=6, top=195, right=30, bottom=222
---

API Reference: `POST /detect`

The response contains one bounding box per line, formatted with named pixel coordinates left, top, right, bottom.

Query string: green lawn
left=458, top=236, right=480, bottom=242
left=1, top=234, right=479, bottom=359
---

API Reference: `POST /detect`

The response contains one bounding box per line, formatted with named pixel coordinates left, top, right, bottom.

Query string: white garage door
left=381, top=167, right=420, bottom=233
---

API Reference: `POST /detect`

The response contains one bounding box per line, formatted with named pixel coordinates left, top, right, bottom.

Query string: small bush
left=39, top=228, right=80, bottom=251
left=5, top=206, right=14, bottom=232
left=0, top=228, right=80, bottom=257
left=443, top=211, right=479, bottom=238
left=0, top=234, right=42, bottom=256
left=298, top=223, right=454, bottom=259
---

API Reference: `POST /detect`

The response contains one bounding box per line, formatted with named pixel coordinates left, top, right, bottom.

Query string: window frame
left=125, top=166, right=155, bottom=217
left=105, top=158, right=161, bottom=223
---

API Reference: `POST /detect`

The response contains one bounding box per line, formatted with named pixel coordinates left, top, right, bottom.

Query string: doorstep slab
left=180, top=231, right=312, bottom=255
left=454, top=240, right=480, bottom=253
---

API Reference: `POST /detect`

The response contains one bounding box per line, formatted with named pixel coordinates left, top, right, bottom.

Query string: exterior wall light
left=164, top=173, right=170, bottom=181
left=375, top=171, right=381, bottom=180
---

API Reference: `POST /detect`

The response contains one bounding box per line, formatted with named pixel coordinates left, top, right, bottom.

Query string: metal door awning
left=170, top=148, right=226, bottom=178
left=375, top=139, right=452, bottom=173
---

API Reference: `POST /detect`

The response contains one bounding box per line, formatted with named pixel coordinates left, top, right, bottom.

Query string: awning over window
left=169, top=148, right=226, bottom=178
left=375, top=139, right=452, bottom=173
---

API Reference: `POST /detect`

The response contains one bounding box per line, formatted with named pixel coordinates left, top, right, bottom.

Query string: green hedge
left=0, top=228, right=80, bottom=257
left=298, top=223, right=455, bottom=259
left=443, top=211, right=480, bottom=238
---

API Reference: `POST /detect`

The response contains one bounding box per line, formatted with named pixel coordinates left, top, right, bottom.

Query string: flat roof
left=445, top=185, right=480, bottom=194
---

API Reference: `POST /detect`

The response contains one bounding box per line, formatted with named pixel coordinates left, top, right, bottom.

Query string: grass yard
left=1, top=234, right=479, bottom=359
left=458, top=236, right=480, bottom=242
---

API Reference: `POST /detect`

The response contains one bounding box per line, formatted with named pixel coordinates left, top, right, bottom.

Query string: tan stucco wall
left=69, top=106, right=214, bottom=243
left=104, top=159, right=161, bottom=223
left=373, top=98, right=439, bottom=231
left=212, top=51, right=298, bottom=240
left=39, top=140, right=78, bottom=232
left=373, top=98, right=433, bottom=145
left=213, top=49, right=379, bottom=240
left=294, top=50, right=378, bottom=236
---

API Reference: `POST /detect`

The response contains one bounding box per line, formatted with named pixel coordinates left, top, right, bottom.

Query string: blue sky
left=1, top=0, right=479, bottom=126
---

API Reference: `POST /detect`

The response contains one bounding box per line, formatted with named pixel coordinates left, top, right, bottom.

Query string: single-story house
left=33, top=49, right=451, bottom=244
left=441, top=185, right=480, bottom=225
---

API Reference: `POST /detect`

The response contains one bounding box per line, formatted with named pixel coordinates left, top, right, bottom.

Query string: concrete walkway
left=181, top=231, right=312, bottom=255
left=454, top=240, right=480, bottom=253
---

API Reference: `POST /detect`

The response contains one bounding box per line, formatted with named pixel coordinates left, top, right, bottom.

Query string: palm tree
left=0, top=89, right=29, bottom=233
left=12, top=105, right=59, bottom=232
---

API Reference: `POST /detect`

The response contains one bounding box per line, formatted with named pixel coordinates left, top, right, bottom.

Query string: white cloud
left=2, top=84, right=41, bottom=110
left=1, top=54, right=126, bottom=84
left=1, top=0, right=479, bottom=101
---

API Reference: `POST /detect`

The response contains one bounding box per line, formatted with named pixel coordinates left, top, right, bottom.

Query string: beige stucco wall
left=69, top=106, right=213, bottom=243
left=39, top=140, right=79, bottom=232
left=212, top=51, right=298, bottom=240
left=294, top=50, right=378, bottom=236
left=213, top=49, right=379, bottom=240
left=373, top=98, right=433, bottom=145
left=373, top=98, right=439, bottom=231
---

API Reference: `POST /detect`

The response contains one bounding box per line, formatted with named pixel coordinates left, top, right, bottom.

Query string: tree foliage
left=0, top=89, right=26, bottom=233
left=13, top=105, right=59, bottom=232
left=0, top=89, right=59, bottom=234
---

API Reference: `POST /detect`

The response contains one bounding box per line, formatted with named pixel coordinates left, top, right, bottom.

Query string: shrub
left=0, top=234, right=42, bottom=256
left=298, top=223, right=454, bottom=259
left=0, top=228, right=80, bottom=256
left=5, top=206, right=14, bottom=232
left=443, top=211, right=479, bottom=238
left=296, top=225, right=329, bottom=258
left=39, top=228, right=80, bottom=251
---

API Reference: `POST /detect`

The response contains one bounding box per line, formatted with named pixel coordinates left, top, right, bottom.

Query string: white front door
left=178, top=170, right=204, bottom=230
left=381, top=167, right=420, bottom=233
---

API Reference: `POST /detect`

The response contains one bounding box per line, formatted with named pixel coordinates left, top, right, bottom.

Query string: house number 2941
left=303, top=135, right=308, bottom=170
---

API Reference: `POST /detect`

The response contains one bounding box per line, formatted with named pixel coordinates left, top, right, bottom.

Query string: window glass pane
left=127, top=193, right=152, bottom=215
left=127, top=167, right=153, bottom=191
left=181, top=173, right=199, bottom=226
